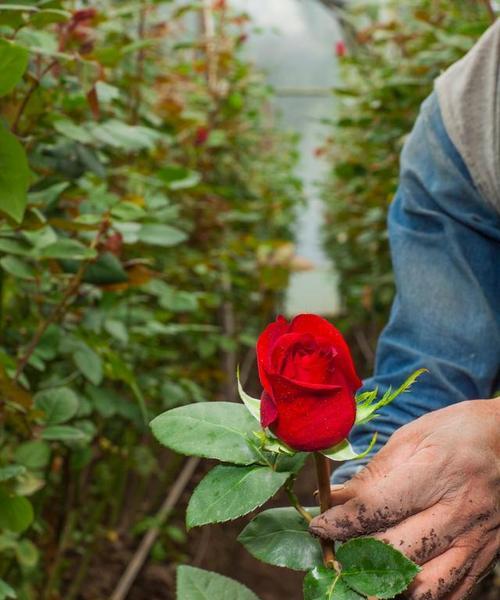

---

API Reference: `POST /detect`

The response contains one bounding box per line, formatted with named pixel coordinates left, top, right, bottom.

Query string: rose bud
left=335, top=40, right=347, bottom=58
left=257, top=314, right=362, bottom=452
left=195, top=126, right=209, bottom=146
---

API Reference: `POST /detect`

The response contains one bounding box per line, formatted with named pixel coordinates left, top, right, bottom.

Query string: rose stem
left=314, top=452, right=339, bottom=571
left=285, top=479, right=313, bottom=524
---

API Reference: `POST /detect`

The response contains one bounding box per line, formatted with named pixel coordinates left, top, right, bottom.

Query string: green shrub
left=322, top=0, right=490, bottom=364
left=0, top=1, right=301, bottom=596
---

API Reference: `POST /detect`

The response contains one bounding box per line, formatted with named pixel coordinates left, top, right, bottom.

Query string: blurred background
left=0, top=1, right=497, bottom=598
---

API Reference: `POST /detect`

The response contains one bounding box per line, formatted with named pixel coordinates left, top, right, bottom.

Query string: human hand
left=309, top=399, right=500, bottom=599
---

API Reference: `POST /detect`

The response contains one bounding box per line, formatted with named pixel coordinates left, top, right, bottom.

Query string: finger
left=371, top=504, right=457, bottom=565
left=440, top=532, right=499, bottom=600
left=404, top=545, right=473, bottom=599
left=310, top=465, right=442, bottom=541
left=309, top=453, right=447, bottom=541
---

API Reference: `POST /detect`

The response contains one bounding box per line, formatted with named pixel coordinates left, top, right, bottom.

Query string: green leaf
left=158, top=166, right=201, bottom=190
left=104, top=319, right=128, bottom=344
left=337, top=538, right=420, bottom=598
left=137, top=223, right=187, bottom=247
left=304, top=568, right=364, bottom=600
left=0, top=465, right=25, bottom=482
left=38, top=239, right=97, bottom=260
left=0, top=127, right=30, bottom=223
left=61, top=252, right=128, bottom=285
left=14, top=471, right=44, bottom=496
left=0, top=256, right=35, bottom=280
left=322, top=433, right=378, bottom=462
left=53, top=119, right=93, bottom=144
left=73, top=346, right=103, bottom=385
left=238, top=507, right=322, bottom=571
left=0, top=39, right=29, bottom=97
left=0, top=238, right=31, bottom=256
left=90, top=120, right=161, bottom=150
left=14, top=440, right=51, bottom=470
left=274, top=452, right=308, bottom=474
left=150, top=402, right=260, bottom=465
left=237, top=367, right=260, bottom=421
left=177, top=566, right=260, bottom=600
left=187, top=465, right=290, bottom=528
left=355, top=370, right=427, bottom=426
left=41, top=425, right=89, bottom=443
left=15, top=538, right=39, bottom=568
left=34, top=386, right=79, bottom=425
left=0, top=579, right=16, bottom=600
left=0, top=488, right=33, bottom=533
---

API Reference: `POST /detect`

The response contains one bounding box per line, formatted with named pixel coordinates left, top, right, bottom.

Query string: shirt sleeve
left=333, top=92, right=500, bottom=484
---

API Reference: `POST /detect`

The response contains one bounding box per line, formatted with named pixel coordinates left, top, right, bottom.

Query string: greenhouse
left=0, top=1, right=498, bottom=599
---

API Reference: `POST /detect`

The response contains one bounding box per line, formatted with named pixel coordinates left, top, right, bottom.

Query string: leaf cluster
left=321, top=0, right=491, bottom=359
left=0, top=1, right=302, bottom=596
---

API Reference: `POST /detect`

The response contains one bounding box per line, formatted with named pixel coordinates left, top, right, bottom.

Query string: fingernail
left=308, top=522, right=327, bottom=539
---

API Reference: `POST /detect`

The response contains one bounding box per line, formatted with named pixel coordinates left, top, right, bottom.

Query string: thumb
left=309, top=435, right=433, bottom=540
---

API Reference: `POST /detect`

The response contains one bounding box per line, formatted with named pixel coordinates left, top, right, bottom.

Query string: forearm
left=334, top=93, right=500, bottom=482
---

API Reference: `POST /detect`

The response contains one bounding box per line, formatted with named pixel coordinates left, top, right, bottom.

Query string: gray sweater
left=435, top=20, right=500, bottom=214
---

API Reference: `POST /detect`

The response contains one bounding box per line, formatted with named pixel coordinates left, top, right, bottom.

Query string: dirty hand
left=309, top=398, right=500, bottom=600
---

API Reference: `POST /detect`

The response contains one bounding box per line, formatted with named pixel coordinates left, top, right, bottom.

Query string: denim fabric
left=333, top=93, right=500, bottom=483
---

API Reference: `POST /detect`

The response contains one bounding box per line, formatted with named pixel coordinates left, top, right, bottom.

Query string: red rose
left=257, top=314, right=361, bottom=452
left=335, top=40, right=347, bottom=58
left=195, top=126, right=209, bottom=146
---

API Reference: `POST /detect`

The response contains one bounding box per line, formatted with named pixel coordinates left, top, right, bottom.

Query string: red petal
left=289, top=314, right=362, bottom=393
left=267, top=372, right=356, bottom=452
left=256, top=315, right=289, bottom=392
left=260, top=390, right=278, bottom=428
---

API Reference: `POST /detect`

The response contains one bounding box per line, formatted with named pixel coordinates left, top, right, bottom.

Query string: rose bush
left=257, top=314, right=363, bottom=452
left=152, top=313, right=425, bottom=599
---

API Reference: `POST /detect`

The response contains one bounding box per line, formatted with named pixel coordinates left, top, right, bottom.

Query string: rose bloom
left=335, top=40, right=347, bottom=57
left=257, top=314, right=362, bottom=452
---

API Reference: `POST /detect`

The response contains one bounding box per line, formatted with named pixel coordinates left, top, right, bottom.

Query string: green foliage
left=151, top=402, right=260, bottom=465
left=322, top=0, right=491, bottom=357
left=238, top=507, right=323, bottom=571
left=302, top=537, right=420, bottom=600
left=0, top=39, right=29, bottom=97
left=0, top=0, right=302, bottom=595
left=0, top=490, right=33, bottom=534
left=0, top=579, right=16, bottom=600
left=177, top=566, right=260, bottom=600
left=154, top=380, right=420, bottom=597
left=303, top=568, right=363, bottom=600
left=186, top=465, right=290, bottom=528
left=0, top=127, right=30, bottom=222
left=337, top=538, right=421, bottom=598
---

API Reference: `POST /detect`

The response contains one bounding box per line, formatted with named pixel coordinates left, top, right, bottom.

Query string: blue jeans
left=333, top=93, right=500, bottom=483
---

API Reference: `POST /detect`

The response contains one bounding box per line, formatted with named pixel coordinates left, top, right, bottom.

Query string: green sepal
left=355, top=369, right=427, bottom=425
left=237, top=366, right=260, bottom=422
left=321, top=433, right=377, bottom=462
left=253, top=430, right=295, bottom=455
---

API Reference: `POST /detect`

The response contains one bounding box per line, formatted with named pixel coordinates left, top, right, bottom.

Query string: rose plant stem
left=285, top=479, right=313, bottom=524
left=314, top=452, right=338, bottom=571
